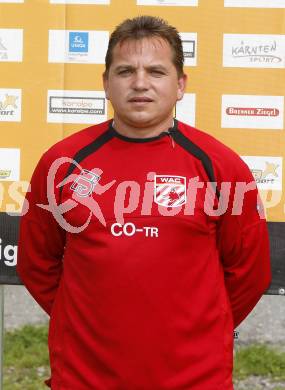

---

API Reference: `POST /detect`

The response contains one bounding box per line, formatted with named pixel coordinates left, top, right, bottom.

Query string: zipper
left=166, top=130, right=175, bottom=149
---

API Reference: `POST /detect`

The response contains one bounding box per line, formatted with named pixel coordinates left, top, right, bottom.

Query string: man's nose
left=132, top=71, right=149, bottom=90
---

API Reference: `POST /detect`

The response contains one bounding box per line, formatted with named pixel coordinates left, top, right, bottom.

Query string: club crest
left=70, top=169, right=100, bottom=197
left=154, top=175, right=186, bottom=207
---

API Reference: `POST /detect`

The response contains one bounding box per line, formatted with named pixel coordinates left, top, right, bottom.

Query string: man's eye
left=118, top=69, right=132, bottom=75
left=151, top=70, right=165, bottom=76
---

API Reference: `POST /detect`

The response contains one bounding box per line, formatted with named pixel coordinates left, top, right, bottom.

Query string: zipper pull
left=167, top=130, right=175, bottom=149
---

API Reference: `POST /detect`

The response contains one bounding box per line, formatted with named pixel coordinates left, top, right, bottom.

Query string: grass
left=234, top=344, right=285, bottom=381
left=3, top=325, right=285, bottom=389
left=3, top=324, right=50, bottom=390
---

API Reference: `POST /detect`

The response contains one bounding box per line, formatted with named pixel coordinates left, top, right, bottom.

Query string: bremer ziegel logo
left=154, top=175, right=187, bottom=207
left=222, top=95, right=284, bottom=129
left=225, top=0, right=285, bottom=8
left=47, top=90, right=107, bottom=124
left=241, top=156, right=283, bottom=191
left=223, top=34, right=285, bottom=68
left=226, top=107, right=279, bottom=117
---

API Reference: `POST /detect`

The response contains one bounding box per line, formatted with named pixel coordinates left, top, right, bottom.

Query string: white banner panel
left=47, top=90, right=107, bottom=124
left=0, top=149, right=20, bottom=181
left=241, top=156, right=283, bottom=191
left=221, top=95, right=284, bottom=129
left=225, top=0, right=285, bottom=8
left=223, top=34, right=285, bottom=68
left=180, top=33, right=197, bottom=66
left=0, top=29, right=23, bottom=62
left=175, top=93, right=196, bottom=126
left=48, top=30, right=109, bottom=64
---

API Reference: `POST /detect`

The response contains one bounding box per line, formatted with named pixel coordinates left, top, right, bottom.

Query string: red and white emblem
left=70, top=169, right=100, bottom=197
left=154, top=175, right=186, bottom=207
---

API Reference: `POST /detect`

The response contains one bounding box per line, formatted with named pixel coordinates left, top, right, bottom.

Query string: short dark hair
left=104, top=15, right=184, bottom=77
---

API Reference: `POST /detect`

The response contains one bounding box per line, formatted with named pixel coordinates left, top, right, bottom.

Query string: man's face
left=103, top=37, right=187, bottom=129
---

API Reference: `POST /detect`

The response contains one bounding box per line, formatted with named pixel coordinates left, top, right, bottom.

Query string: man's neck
left=112, top=116, right=174, bottom=139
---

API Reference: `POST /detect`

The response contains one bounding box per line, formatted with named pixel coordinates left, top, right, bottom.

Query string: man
left=17, top=15, right=271, bottom=390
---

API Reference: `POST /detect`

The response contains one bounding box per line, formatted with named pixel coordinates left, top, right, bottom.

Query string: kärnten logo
left=231, top=40, right=282, bottom=64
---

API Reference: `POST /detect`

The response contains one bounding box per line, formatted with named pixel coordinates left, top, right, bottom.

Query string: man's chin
left=124, top=114, right=157, bottom=128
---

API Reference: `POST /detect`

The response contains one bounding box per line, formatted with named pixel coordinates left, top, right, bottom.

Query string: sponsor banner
left=0, top=89, right=22, bottom=122
left=241, top=156, right=283, bottom=191
left=0, top=213, right=21, bottom=285
left=221, top=95, right=284, bottom=129
left=47, top=90, right=107, bottom=124
left=180, top=33, right=197, bottom=66
left=223, top=34, right=285, bottom=68
left=0, top=0, right=23, bottom=2
left=0, top=29, right=23, bottom=62
left=48, top=30, right=109, bottom=64
left=137, top=0, right=198, bottom=6
left=0, top=149, right=20, bottom=181
left=225, top=0, right=285, bottom=8
left=175, top=93, right=196, bottom=126
left=50, top=0, right=109, bottom=2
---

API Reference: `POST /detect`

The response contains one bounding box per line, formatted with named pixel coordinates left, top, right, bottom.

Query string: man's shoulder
left=42, top=120, right=111, bottom=163
left=176, top=120, right=251, bottom=181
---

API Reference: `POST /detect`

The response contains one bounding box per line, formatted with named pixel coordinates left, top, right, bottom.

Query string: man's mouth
left=128, top=97, right=153, bottom=103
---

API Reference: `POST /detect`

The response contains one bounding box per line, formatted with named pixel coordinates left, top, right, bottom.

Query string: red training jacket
left=17, top=119, right=271, bottom=390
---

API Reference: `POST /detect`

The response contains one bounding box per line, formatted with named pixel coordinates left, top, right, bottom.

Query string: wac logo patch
left=70, top=169, right=100, bottom=197
left=154, top=175, right=186, bottom=207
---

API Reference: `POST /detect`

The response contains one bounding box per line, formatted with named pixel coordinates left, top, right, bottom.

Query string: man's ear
left=177, top=73, right=188, bottom=101
left=103, top=72, right=110, bottom=100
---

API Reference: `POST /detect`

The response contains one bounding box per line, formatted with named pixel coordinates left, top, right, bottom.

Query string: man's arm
left=217, top=166, right=272, bottom=328
left=17, top=153, right=66, bottom=316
